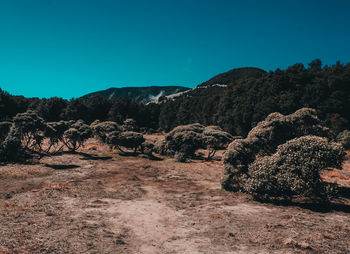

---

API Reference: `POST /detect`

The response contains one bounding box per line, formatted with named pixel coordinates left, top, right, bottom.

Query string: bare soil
left=0, top=140, right=350, bottom=253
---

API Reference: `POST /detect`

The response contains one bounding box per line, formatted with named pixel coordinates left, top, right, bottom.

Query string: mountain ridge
left=82, top=86, right=190, bottom=103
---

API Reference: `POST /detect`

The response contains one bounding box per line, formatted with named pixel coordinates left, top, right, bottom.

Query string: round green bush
left=222, top=108, right=345, bottom=201
left=245, top=136, right=344, bottom=200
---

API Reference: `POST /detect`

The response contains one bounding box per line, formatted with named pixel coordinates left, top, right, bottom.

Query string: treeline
left=158, top=60, right=350, bottom=135
left=0, top=91, right=160, bottom=130
left=1, top=60, right=350, bottom=136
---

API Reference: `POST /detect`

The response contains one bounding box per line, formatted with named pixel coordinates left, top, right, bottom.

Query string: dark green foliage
left=91, top=121, right=121, bottom=142
left=158, top=60, right=350, bottom=136
left=246, top=108, right=329, bottom=154
left=140, top=140, right=154, bottom=157
left=62, top=120, right=92, bottom=151
left=245, top=136, right=344, bottom=200
left=1, top=88, right=159, bottom=130
left=156, top=123, right=233, bottom=162
left=174, top=152, right=187, bottom=162
left=336, top=130, right=350, bottom=149
left=203, top=126, right=235, bottom=160
left=44, top=121, right=70, bottom=153
left=0, top=121, right=12, bottom=142
left=36, top=97, right=67, bottom=122
left=122, top=118, right=138, bottom=132
left=0, top=111, right=50, bottom=161
left=153, top=139, right=169, bottom=156
left=222, top=108, right=345, bottom=201
left=12, top=111, right=48, bottom=152
left=163, top=123, right=205, bottom=161
left=0, top=88, right=28, bottom=120
left=106, top=131, right=145, bottom=153
left=1, top=60, right=350, bottom=137
left=0, top=126, right=23, bottom=162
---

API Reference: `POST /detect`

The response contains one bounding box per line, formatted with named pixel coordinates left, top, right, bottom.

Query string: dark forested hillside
left=82, top=86, right=190, bottom=103
left=158, top=60, right=350, bottom=135
left=0, top=90, right=161, bottom=130
left=1, top=60, right=349, bottom=136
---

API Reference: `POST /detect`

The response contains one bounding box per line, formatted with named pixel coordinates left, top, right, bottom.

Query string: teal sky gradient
left=1, top=0, right=350, bottom=99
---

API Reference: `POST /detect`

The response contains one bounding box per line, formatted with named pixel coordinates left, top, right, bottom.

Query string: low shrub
left=0, top=126, right=23, bottom=162
left=62, top=120, right=92, bottom=152
left=203, top=126, right=235, bottom=160
left=222, top=108, right=345, bottom=201
left=245, top=136, right=344, bottom=201
left=91, top=121, right=121, bottom=142
left=122, top=118, right=138, bottom=132
left=154, top=123, right=233, bottom=162
left=0, top=121, right=12, bottom=142
left=336, top=130, right=350, bottom=149
left=106, top=131, right=145, bottom=153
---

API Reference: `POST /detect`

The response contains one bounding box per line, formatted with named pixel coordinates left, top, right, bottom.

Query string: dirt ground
left=0, top=139, right=350, bottom=253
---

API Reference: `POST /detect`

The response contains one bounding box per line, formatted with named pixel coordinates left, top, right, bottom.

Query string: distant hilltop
left=82, top=86, right=190, bottom=103
left=149, top=67, right=268, bottom=103
left=81, top=67, right=266, bottom=104
left=197, top=67, right=266, bottom=88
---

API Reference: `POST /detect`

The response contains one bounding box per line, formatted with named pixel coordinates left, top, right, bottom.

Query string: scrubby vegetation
left=2, top=60, right=349, bottom=138
left=222, top=108, right=345, bottom=201
left=336, top=129, right=350, bottom=149
left=106, top=131, right=145, bottom=154
left=156, top=123, right=234, bottom=162
left=0, top=111, right=92, bottom=162
left=1, top=60, right=349, bottom=206
left=245, top=136, right=344, bottom=201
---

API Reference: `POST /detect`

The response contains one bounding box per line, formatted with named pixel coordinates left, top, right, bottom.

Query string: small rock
left=282, top=237, right=294, bottom=246
left=297, top=241, right=312, bottom=250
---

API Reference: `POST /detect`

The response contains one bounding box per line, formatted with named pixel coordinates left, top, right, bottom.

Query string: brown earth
left=0, top=139, right=350, bottom=253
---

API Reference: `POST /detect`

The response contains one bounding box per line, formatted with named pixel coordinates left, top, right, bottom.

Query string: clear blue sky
left=1, top=0, right=350, bottom=99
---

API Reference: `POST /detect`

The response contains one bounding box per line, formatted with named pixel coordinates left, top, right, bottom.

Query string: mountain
left=82, top=86, right=190, bottom=103
left=155, top=67, right=266, bottom=102
left=197, top=67, right=266, bottom=87
left=156, top=67, right=266, bottom=103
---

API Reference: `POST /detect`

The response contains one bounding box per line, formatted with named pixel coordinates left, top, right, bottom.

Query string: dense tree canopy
left=158, top=60, right=350, bottom=136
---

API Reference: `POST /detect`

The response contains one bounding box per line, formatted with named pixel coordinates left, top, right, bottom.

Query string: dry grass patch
left=30, top=183, right=71, bottom=192
left=0, top=165, right=52, bottom=179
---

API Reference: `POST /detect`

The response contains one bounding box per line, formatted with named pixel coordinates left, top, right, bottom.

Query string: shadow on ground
left=44, top=164, right=80, bottom=170
left=78, top=152, right=112, bottom=161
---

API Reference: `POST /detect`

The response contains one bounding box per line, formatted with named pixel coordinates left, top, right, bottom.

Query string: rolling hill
left=82, top=86, right=190, bottom=103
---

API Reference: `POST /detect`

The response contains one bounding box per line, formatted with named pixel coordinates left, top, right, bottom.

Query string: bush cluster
left=336, top=130, right=350, bottom=149
left=222, top=108, right=345, bottom=201
left=90, top=119, right=149, bottom=155
left=0, top=111, right=94, bottom=162
left=0, top=112, right=153, bottom=163
left=155, top=123, right=235, bottom=162
left=106, top=131, right=145, bottom=154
